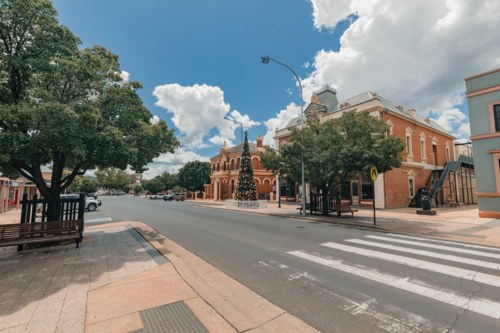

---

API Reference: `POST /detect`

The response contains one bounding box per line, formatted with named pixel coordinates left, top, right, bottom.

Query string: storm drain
left=129, top=301, right=208, bottom=333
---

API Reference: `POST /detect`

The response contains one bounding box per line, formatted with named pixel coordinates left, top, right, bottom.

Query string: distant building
left=209, top=137, right=274, bottom=200
left=274, top=87, right=468, bottom=209
left=465, top=68, right=500, bottom=218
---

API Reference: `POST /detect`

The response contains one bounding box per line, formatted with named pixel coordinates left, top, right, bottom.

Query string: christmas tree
left=234, top=131, right=258, bottom=201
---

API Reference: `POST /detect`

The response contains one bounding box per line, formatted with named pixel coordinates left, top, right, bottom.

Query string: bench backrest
left=0, top=220, right=83, bottom=241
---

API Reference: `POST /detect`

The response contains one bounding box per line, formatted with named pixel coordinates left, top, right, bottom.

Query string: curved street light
left=224, top=116, right=243, bottom=144
left=261, top=55, right=306, bottom=216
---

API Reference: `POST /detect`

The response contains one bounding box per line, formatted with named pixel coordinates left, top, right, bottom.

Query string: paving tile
left=86, top=274, right=197, bottom=325
left=85, top=312, right=143, bottom=333
left=0, top=295, right=42, bottom=331
left=0, top=323, right=28, bottom=333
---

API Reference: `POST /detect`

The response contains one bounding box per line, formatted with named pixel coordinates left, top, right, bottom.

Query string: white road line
left=346, top=239, right=500, bottom=270
left=365, top=235, right=500, bottom=259
left=256, top=260, right=445, bottom=333
left=387, top=233, right=500, bottom=252
left=84, top=217, right=112, bottom=223
left=288, top=250, right=500, bottom=318
left=322, top=242, right=500, bottom=288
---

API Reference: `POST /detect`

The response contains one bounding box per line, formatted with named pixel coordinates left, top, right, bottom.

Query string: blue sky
left=51, top=0, right=500, bottom=178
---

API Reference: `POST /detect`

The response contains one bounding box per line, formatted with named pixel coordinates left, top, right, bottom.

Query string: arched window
left=231, top=159, right=235, bottom=170
left=231, top=179, right=235, bottom=194
left=236, top=158, right=240, bottom=170
left=224, top=161, right=226, bottom=171
left=217, top=163, right=220, bottom=171
left=212, top=164, right=215, bottom=172
left=252, top=157, right=259, bottom=170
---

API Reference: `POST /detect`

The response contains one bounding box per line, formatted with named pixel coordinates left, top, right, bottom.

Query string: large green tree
left=261, top=111, right=406, bottom=216
left=0, top=0, right=181, bottom=203
left=79, top=178, right=99, bottom=193
left=178, top=161, right=210, bottom=192
left=142, top=178, right=164, bottom=194
left=95, top=168, right=131, bottom=192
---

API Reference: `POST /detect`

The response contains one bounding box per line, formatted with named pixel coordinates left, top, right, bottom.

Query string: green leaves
left=261, top=111, right=406, bottom=189
left=95, top=168, right=130, bottom=191
left=178, top=161, right=210, bottom=192
left=0, top=0, right=181, bottom=200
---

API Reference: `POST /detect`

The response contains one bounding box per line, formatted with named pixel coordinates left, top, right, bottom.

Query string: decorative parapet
left=225, top=200, right=268, bottom=209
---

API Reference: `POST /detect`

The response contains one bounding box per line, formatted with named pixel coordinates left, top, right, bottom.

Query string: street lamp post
left=261, top=55, right=306, bottom=216
left=224, top=116, right=243, bottom=144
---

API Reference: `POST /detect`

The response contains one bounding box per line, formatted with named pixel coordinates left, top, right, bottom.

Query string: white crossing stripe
left=322, top=242, right=500, bottom=288
left=387, top=233, right=500, bottom=252
left=365, top=235, right=500, bottom=259
left=288, top=250, right=500, bottom=318
left=84, top=217, right=112, bottom=223
left=346, top=239, right=500, bottom=270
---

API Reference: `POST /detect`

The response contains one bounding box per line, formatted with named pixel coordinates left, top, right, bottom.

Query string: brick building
left=274, top=87, right=459, bottom=209
left=209, top=136, right=275, bottom=200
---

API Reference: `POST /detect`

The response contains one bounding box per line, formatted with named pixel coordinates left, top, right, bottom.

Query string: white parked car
left=61, top=195, right=102, bottom=212
left=149, top=193, right=164, bottom=200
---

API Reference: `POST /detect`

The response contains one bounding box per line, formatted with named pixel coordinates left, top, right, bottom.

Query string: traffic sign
left=370, top=166, right=378, bottom=181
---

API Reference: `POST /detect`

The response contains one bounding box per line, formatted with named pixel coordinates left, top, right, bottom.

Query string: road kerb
left=128, top=221, right=321, bottom=333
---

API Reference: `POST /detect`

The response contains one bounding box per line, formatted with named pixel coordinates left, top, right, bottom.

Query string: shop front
left=280, top=178, right=297, bottom=202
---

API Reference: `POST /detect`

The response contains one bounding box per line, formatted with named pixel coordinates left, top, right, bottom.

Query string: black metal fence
left=309, top=193, right=338, bottom=215
left=20, top=193, right=85, bottom=230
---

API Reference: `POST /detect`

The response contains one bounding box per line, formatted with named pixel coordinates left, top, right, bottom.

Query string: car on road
left=171, top=193, right=186, bottom=201
left=60, top=195, right=102, bottom=212
left=163, top=193, right=174, bottom=201
left=150, top=193, right=164, bottom=200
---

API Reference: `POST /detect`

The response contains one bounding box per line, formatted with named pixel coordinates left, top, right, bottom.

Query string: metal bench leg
left=17, top=245, right=23, bottom=251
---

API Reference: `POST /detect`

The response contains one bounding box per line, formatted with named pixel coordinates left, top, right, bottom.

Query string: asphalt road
left=86, top=196, right=500, bottom=333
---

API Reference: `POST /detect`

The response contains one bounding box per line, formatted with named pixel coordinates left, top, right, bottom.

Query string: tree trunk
left=322, top=185, right=329, bottom=216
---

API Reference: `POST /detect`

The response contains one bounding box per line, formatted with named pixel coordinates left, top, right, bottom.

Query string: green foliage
left=95, top=168, right=131, bottom=191
left=234, top=132, right=258, bottom=201
left=80, top=178, right=99, bottom=193
left=142, top=178, right=164, bottom=194
left=178, top=161, right=210, bottom=192
left=261, top=111, right=406, bottom=215
left=69, top=176, right=81, bottom=192
left=132, top=184, right=143, bottom=194
left=172, top=185, right=183, bottom=193
left=0, top=0, right=181, bottom=201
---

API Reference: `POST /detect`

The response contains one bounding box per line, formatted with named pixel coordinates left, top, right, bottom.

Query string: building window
left=446, top=142, right=451, bottom=162
left=494, top=104, right=500, bottom=132
left=409, top=179, right=414, bottom=197
left=224, top=162, right=226, bottom=171
left=231, top=160, right=235, bottom=170
left=217, top=163, right=220, bottom=171
left=406, top=136, right=412, bottom=154
left=340, top=183, right=350, bottom=199
left=236, top=158, right=240, bottom=170
left=280, top=178, right=296, bottom=197
left=360, top=174, right=373, bottom=200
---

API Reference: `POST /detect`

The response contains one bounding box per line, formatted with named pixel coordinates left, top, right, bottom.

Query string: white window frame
left=405, top=127, right=413, bottom=163
left=446, top=142, right=451, bottom=162
left=420, top=132, right=427, bottom=164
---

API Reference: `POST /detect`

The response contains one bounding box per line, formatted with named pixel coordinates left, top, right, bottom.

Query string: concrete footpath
left=199, top=203, right=500, bottom=248
left=0, top=221, right=319, bottom=333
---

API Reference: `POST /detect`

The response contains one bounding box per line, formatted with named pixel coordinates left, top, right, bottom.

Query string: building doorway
left=280, top=178, right=296, bottom=202
left=351, top=181, right=359, bottom=205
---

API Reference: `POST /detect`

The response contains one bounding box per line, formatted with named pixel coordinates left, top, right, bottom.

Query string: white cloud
left=209, top=135, right=234, bottom=147
left=262, top=103, right=301, bottom=147
left=303, top=62, right=310, bottom=68
left=303, top=0, right=500, bottom=134
left=143, top=148, right=211, bottom=178
left=150, top=115, right=160, bottom=124
left=120, top=70, right=130, bottom=82
left=433, top=108, right=466, bottom=132
left=153, top=83, right=259, bottom=148
left=286, top=88, right=293, bottom=95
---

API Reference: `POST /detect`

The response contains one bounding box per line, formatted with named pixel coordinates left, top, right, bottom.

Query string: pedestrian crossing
left=280, top=232, right=500, bottom=332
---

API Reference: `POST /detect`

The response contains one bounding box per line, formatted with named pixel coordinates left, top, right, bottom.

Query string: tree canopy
left=79, top=178, right=99, bottom=193
left=261, top=111, right=406, bottom=215
left=95, top=168, right=130, bottom=192
left=0, top=0, right=181, bottom=201
left=178, top=161, right=211, bottom=192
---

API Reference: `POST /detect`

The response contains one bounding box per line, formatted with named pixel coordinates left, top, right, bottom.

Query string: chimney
left=256, top=135, right=264, bottom=148
left=314, top=86, right=338, bottom=112
left=407, top=109, right=417, bottom=119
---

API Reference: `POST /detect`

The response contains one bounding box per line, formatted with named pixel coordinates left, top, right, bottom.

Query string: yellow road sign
left=370, top=166, right=378, bottom=181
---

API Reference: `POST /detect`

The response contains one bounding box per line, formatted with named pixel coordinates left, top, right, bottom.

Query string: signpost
left=370, top=166, right=378, bottom=225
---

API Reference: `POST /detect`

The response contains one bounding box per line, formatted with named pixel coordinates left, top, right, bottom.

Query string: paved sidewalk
left=0, top=222, right=319, bottom=333
left=199, top=204, right=500, bottom=247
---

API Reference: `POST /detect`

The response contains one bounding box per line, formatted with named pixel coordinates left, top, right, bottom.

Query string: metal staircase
left=409, top=154, right=474, bottom=208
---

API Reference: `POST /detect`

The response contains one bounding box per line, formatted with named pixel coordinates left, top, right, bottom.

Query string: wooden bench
left=297, top=203, right=311, bottom=214
left=334, top=204, right=358, bottom=217
left=0, top=220, right=83, bottom=251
